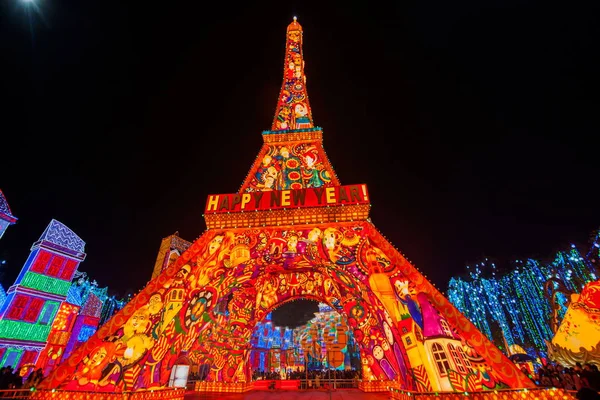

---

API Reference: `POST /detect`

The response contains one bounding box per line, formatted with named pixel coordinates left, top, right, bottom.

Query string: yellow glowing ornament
left=548, top=279, right=600, bottom=367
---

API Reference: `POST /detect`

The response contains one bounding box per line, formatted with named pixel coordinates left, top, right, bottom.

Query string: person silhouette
left=576, top=387, right=600, bottom=400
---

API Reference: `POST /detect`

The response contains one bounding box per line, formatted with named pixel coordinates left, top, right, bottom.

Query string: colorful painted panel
left=42, top=223, right=533, bottom=392
left=271, top=18, right=314, bottom=131
left=242, top=143, right=336, bottom=192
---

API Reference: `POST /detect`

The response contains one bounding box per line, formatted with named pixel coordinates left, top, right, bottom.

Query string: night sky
left=1, top=0, right=599, bottom=313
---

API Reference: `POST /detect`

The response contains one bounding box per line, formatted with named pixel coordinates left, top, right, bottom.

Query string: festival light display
left=585, top=229, right=600, bottom=266
left=294, top=303, right=360, bottom=371
left=447, top=244, right=598, bottom=359
left=39, top=18, right=535, bottom=395
left=36, top=301, right=81, bottom=374
left=249, top=303, right=360, bottom=372
left=0, top=219, right=86, bottom=370
left=249, top=312, right=299, bottom=372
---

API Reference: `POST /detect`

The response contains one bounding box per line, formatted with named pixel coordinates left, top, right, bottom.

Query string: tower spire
left=271, top=17, right=314, bottom=131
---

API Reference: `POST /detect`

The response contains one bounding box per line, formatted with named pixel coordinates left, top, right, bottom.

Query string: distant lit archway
left=249, top=299, right=361, bottom=376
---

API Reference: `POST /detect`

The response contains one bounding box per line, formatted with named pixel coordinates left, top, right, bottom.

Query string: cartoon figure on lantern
left=157, top=264, right=190, bottom=334
left=255, top=155, right=281, bottom=190
left=285, top=61, right=295, bottom=80
left=301, top=146, right=325, bottom=188
left=275, top=106, right=292, bottom=130
left=293, top=103, right=311, bottom=129
left=275, top=146, right=303, bottom=189
left=281, top=88, right=293, bottom=103
left=285, top=232, right=299, bottom=254
left=288, top=29, right=300, bottom=44
left=117, top=309, right=154, bottom=374
left=322, top=227, right=357, bottom=264
left=256, top=275, right=279, bottom=309
left=301, top=227, right=326, bottom=263
left=148, top=293, right=164, bottom=316
left=323, top=276, right=341, bottom=299
left=255, top=154, right=272, bottom=182
left=63, top=342, right=117, bottom=391
left=393, top=279, right=423, bottom=328
left=292, top=53, right=303, bottom=79
left=323, top=227, right=341, bottom=263
left=189, top=231, right=235, bottom=290
left=283, top=231, right=303, bottom=268
left=263, top=167, right=280, bottom=190
left=91, top=306, right=154, bottom=391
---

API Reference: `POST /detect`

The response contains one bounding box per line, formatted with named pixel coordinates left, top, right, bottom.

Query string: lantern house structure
left=0, top=219, right=86, bottom=369
left=150, top=232, right=192, bottom=281
left=63, top=280, right=109, bottom=360
left=36, top=300, right=80, bottom=374
left=0, top=190, right=17, bottom=241
left=40, top=18, right=535, bottom=395
left=35, top=272, right=126, bottom=375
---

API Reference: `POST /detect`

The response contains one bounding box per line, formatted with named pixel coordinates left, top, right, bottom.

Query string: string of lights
left=448, top=241, right=598, bottom=358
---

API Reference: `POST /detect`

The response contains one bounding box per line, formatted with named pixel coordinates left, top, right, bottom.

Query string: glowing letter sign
left=204, top=184, right=370, bottom=214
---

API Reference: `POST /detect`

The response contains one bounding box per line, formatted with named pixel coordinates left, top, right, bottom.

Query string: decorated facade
left=0, top=219, right=86, bottom=370
left=0, top=190, right=18, bottom=240
left=0, top=216, right=125, bottom=376
left=39, top=18, right=534, bottom=394
left=150, top=232, right=192, bottom=281
left=0, top=189, right=16, bottom=310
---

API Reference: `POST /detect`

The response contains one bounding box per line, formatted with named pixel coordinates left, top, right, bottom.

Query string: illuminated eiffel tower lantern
left=40, top=18, right=535, bottom=395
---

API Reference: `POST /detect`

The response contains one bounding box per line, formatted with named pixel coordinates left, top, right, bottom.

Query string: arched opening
left=248, top=298, right=362, bottom=389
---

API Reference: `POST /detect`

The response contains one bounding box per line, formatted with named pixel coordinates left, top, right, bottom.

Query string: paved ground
left=185, top=389, right=390, bottom=400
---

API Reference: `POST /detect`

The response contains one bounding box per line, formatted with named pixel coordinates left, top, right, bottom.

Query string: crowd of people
left=251, top=368, right=361, bottom=382
left=2, top=360, right=596, bottom=395
left=532, top=362, right=600, bottom=392
left=0, top=366, right=45, bottom=391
